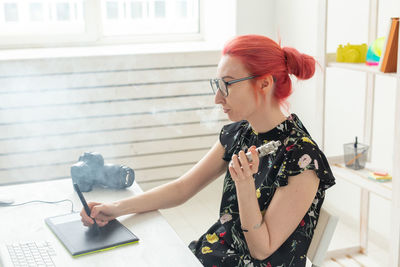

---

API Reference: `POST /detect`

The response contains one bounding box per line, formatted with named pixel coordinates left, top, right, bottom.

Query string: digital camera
left=70, top=152, right=135, bottom=192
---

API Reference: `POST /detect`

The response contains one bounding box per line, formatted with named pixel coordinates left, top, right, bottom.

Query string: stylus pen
left=73, top=183, right=98, bottom=227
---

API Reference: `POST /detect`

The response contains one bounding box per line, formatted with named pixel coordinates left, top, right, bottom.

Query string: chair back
left=307, top=207, right=339, bottom=267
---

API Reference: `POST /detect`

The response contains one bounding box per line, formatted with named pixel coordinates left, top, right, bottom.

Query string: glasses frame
left=210, top=75, right=259, bottom=97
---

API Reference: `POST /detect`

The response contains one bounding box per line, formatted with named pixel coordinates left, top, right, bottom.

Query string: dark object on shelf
left=343, top=138, right=369, bottom=170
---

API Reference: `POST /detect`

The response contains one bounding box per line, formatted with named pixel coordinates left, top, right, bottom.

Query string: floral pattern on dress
left=189, top=114, right=335, bottom=267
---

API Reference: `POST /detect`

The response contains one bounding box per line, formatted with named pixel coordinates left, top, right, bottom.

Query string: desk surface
left=0, top=179, right=202, bottom=267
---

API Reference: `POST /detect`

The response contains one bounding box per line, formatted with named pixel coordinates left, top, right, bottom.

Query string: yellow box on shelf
left=336, top=43, right=368, bottom=63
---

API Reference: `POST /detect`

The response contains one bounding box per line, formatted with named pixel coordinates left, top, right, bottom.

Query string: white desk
left=0, top=179, right=203, bottom=267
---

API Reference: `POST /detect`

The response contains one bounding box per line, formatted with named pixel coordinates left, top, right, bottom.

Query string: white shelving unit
left=317, top=0, right=400, bottom=266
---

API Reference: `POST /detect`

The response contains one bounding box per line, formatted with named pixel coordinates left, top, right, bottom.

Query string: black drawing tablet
left=45, top=212, right=139, bottom=256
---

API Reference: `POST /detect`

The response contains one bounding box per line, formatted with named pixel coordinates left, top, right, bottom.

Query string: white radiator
left=0, top=50, right=227, bottom=184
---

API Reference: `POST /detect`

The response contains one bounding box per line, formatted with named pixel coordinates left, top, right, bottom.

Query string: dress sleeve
left=219, top=121, right=246, bottom=162
left=273, top=137, right=335, bottom=190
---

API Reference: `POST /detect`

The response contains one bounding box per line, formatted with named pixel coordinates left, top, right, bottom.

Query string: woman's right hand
left=80, top=201, right=120, bottom=227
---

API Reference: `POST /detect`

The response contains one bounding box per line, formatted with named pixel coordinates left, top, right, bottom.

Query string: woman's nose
left=214, top=89, right=225, bottom=105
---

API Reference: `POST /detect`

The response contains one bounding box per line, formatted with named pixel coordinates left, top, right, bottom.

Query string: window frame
left=0, top=0, right=203, bottom=49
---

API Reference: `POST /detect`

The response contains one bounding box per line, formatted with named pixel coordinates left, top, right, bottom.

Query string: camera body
left=70, top=152, right=135, bottom=192
left=336, top=43, right=368, bottom=63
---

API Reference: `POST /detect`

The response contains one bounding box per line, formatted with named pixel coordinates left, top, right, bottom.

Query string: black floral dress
left=189, top=114, right=335, bottom=267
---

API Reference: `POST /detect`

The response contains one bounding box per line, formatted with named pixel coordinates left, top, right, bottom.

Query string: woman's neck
left=247, top=101, right=288, bottom=134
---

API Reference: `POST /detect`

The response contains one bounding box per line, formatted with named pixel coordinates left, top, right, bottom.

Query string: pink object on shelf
left=373, top=171, right=389, bottom=176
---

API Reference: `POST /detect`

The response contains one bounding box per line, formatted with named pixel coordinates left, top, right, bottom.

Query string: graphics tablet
left=45, top=212, right=139, bottom=257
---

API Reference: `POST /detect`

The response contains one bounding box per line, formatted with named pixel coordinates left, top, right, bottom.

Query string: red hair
left=222, top=34, right=316, bottom=106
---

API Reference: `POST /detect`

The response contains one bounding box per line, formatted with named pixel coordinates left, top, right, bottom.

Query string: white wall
left=202, top=0, right=236, bottom=47
left=274, top=0, right=321, bottom=142
left=236, top=0, right=276, bottom=37
left=234, top=0, right=322, bottom=143
left=203, top=0, right=276, bottom=49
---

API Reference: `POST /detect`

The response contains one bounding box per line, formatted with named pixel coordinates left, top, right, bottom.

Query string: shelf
left=320, top=0, right=400, bottom=264
left=326, top=53, right=399, bottom=78
left=328, top=156, right=392, bottom=200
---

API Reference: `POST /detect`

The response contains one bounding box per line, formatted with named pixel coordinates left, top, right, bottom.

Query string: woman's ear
left=258, top=74, right=274, bottom=93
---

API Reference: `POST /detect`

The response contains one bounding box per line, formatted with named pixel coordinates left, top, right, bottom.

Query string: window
left=101, top=0, right=199, bottom=36
left=0, top=0, right=200, bottom=47
left=0, top=0, right=85, bottom=35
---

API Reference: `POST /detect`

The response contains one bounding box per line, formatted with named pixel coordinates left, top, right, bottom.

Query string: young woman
left=80, top=34, right=335, bottom=267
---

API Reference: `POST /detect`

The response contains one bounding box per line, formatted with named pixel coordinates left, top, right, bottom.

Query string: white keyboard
left=3, top=241, right=56, bottom=267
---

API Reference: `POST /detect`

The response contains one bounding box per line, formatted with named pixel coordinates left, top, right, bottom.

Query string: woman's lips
left=223, top=108, right=230, bottom=113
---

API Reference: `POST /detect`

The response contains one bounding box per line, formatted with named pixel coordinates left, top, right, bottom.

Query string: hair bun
left=282, top=47, right=316, bottom=80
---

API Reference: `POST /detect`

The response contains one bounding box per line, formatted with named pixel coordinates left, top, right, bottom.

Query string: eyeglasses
left=210, top=75, right=258, bottom=97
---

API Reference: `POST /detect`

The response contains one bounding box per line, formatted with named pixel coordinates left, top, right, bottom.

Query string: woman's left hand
left=229, top=146, right=259, bottom=184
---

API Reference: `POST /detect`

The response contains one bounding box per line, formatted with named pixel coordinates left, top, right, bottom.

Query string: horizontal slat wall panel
left=1, top=121, right=225, bottom=154
left=0, top=51, right=221, bottom=75
left=0, top=163, right=199, bottom=184
left=0, top=95, right=214, bottom=123
left=0, top=124, right=225, bottom=165
left=0, top=149, right=209, bottom=184
left=0, top=67, right=214, bottom=93
left=0, top=111, right=227, bottom=140
left=0, top=135, right=219, bottom=178
left=1, top=81, right=210, bottom=107
left=0, top=50, right=224, bottom=185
